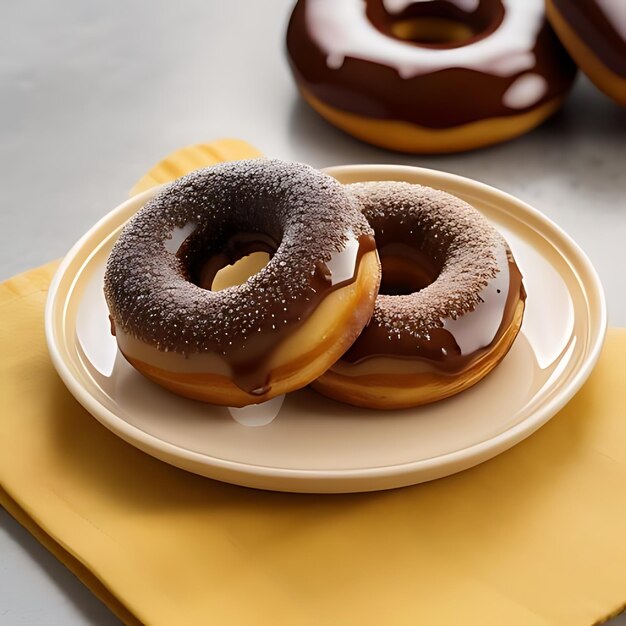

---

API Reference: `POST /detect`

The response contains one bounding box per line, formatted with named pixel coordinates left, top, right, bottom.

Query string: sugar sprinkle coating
left=104, top=159, right=374, bottom=357
left=348, top=181, right=509, bottom=339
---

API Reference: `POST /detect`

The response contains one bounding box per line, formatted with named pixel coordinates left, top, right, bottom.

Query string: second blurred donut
left=546, top=0, right=626, bottom=105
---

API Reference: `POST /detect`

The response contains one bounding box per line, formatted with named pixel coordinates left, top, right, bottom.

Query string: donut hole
left=210, top=252, right=271, bottom=291
left=390, top=17, right=475, bottom=45
left=369, top=0, right=505, bottom=49
left=191, top=232, right=277, bottom=291
left=378, top=244, right=439, bottom=296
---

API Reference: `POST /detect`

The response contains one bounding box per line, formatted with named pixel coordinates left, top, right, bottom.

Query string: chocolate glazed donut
left=104, top=160, right=381, bottom=407
left=547, top=0, right=626, bottom=105
left=312, top=181, right=526, bottom=409
left=286, top=0, right=577, bottom=153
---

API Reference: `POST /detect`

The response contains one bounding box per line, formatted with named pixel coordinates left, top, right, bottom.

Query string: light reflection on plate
left=506, top=233, right=575, bottom=370
left=75, top=263, right=117, bottom=379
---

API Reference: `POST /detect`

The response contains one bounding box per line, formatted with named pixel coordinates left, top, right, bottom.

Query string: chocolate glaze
left=336, top=181, right=525, bottom=374
left=104, top=160, right=377, bottom=395
left=287, top=0, right=577, bottom=128
left=552, top=0, right=626, bottom=77
left=342, top=260, right=523, bottom=374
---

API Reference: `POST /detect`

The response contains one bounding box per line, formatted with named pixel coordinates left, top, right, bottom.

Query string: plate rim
left=44, top=165, right=607, bottom=492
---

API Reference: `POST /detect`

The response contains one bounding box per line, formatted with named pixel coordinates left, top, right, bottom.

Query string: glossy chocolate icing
left=287, top=0, right=577, bottom=128
left=552, top=0, right=626, bottom=77
left=336, top=181, right=526, bottom=375
left=104, top=160, right=378, bottom=395
left=342, top=258, right=524, bottom=374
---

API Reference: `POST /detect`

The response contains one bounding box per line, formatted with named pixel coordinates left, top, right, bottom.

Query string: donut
left=312, top=181, right=526, bottom=409
left=286, top=0, right=577, bottom=153
left=546, top=0, right=626, bottom=105
left=104, top=159, right=381, bottom=407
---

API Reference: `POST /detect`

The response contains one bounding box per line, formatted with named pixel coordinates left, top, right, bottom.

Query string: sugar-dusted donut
left=312, top=181, right=526, bottom=409
left=547, top=0, right=626, bottom=105
left=286, top=0, right=577, bottom=153
left=104, top=160, right=381, bottom=407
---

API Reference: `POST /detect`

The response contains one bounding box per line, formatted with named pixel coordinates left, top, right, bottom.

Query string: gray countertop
left=1, top=1, right=625, bottom=624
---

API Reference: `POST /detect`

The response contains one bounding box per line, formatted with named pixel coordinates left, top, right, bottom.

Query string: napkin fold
left=2, top=140, right=626, bottom=626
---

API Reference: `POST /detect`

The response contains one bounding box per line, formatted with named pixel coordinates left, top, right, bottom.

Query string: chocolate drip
left=342, top=258, right=524, bottom=374
left=194, top=232, right=377, bottom=394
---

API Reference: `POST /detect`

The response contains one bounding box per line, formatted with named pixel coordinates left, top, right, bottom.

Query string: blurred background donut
left=287, top=0, right=577, bottom=153
left=546, top=0, right=626, bottom=105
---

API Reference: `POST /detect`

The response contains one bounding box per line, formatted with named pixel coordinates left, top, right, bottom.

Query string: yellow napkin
left=129, top=138, right=262, bottom=196
left=2, top=141, right=626, bottom=626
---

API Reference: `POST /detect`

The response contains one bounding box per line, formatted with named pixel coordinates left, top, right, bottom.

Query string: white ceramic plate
left=45, top=165, right=606, bottom=493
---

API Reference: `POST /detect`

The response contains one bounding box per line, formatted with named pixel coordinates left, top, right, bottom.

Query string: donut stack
left=105, top=160, right=526, bottom=409
left=286, top=0, right=625, bottom=153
